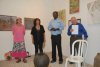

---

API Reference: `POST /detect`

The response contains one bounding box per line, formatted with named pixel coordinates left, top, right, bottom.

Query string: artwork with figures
left=58, top=9, right=66, bottom=25
left=0, top=15, right=16, bottom=31
left=24, top=18, right=34, bottom=30
left=87, top=0, right=100, bottom=24
left=70, top=0, right=79, bottom=14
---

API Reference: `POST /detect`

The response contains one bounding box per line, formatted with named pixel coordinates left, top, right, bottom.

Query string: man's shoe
left=51, top=60, right=56, bottom=63
left=59, top=61, right=63, bottom=64
left=81, top=62, right=83, bottom=66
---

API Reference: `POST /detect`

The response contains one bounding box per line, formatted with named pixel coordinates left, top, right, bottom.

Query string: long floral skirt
left=11, top=42, right=27, bottom=58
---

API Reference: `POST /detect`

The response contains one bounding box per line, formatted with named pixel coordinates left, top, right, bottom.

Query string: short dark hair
left=53, top=11, right=58, bottom=15
left=34, top=53, right=50, bottom=67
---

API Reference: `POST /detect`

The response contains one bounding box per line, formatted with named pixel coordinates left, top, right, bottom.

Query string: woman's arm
left=23, top=25, right=25, bottom=35
left=41, top=25, right=46, bottom=42
left=31, top=35, right=34, bottom=44
left=31, top=27, right=35, bottom=44
left=44, top=33, right=46, bottom=42
left=12, top=25, right=15, bottom=35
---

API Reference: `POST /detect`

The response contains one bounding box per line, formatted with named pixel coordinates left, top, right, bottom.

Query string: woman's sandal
left=23, top=59, right=27, bottom=63
left=16, top=59, right=21, bottom=63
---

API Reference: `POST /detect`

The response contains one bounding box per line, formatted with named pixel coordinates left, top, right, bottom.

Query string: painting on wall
left=70, top=0, right=80, bottom=14
left=58, top=9, right=66, bottom=25
left=0, top=15, right=16, bottom=31
left=68, top=19, right=81, bottom=26
left=87, top=0, right=100, bottom=24
left=24, top=18, right=34, bottom=30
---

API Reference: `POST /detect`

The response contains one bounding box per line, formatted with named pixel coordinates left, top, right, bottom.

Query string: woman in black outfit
left=31, top=18, right=45, bottom=55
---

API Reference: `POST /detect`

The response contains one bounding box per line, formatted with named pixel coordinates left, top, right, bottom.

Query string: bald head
left=71, top=17, right=77, bottom=25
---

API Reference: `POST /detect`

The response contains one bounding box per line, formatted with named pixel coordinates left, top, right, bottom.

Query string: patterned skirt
left=11, top=42, right=27, bottom=58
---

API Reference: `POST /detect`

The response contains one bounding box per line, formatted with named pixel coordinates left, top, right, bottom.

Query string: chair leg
left=76, top=62, right=81, bottom=67
left=65, top=59, right=68, bottom=67
left=83, top=61, right=85, bottom=67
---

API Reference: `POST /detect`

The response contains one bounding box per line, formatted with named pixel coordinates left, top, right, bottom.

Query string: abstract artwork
left=70, top=0, right=80, bottom=14
left=87, top=0, right=100, bottom=24
left=58, top=9, right=66, bottom=25
left=0, top=15, right=16, bottom=31
left=24, top=18, right=34, bottom=30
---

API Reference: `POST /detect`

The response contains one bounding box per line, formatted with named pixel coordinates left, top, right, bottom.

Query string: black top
left=31, top=25, right=45, bottom=44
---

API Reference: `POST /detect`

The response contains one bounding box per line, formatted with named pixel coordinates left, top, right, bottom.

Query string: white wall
left=0, top=0, right=100, bottom=65
left=0, top=0, right=70, bottom=61
left=0, top=0, right=55, bottom=60
left=80, top=0, right=100, bottom=65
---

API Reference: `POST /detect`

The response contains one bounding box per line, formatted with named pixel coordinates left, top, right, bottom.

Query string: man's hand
left=70, top=29, right=74, bottom=32
left=50, top=28, right=56, bottom=31
left=51, top=28, right=59, bottom=31
left=55, top=28, right=59, bottom=30
left=84, top=37, right=87, bottom=40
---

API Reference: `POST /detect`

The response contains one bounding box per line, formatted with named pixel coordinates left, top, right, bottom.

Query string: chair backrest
left=71, top=40, right=88, bottom=57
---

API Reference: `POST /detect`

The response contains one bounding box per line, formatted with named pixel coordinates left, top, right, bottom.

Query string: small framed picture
left=24, top=17, right=34, bottom=30
left=68, top=19, right=81, bottom=26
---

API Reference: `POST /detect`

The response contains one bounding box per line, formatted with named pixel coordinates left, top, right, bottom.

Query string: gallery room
left=0, top=0, right=100, bottom=67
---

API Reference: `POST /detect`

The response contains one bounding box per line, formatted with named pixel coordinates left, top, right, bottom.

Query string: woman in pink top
left=12, top=17, right=27, bottom=63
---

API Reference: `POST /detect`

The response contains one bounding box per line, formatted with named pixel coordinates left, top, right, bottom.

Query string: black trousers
left=34, top=42, right=43, bottom=55
left=51, top=34, right=63, bottom=61
left=70, top=35, right=82, bottom=55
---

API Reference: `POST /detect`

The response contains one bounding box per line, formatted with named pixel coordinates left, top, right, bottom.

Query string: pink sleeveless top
left=12, top=24, right=25, bottom=42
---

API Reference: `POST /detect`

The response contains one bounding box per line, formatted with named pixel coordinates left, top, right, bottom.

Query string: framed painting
left=70, top=0, right=80, bottom=14
left=68, top=19, right=81, bottom=26
left=87, top=0, right=100, bottom=24
left=0, top=15, right=16, bottom=31
left=58, top=9, right=66, bottom=26
left=24, top=18, right=34, bottom=30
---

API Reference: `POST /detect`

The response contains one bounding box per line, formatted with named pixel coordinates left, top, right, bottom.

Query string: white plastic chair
left=65, top=40, right=88, bottom=67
